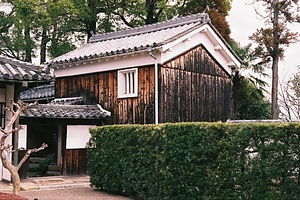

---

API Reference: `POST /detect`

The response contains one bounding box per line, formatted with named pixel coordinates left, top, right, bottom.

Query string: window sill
left=118, top=93, right=138, bottom=99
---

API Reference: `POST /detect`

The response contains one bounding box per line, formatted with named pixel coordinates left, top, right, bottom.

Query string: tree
left=250, top=0, right=299, bottom=119
left=69, top=0, right=178, bottom=39
left=177, top=0, right=233, bottom=42
left=279, top=67, right=300, bottom=121
left=230, top=41, right=271, bottom=119
left=232, top=72, right=271, bottom=119
left=230, top=42, right=270, bottom=88
left=0, top=100, right=47, bottom=195
left=70, top=0, right=233, bottom=41
left=0, top=0, right=43, bottom=62
left=43, top=0, right=83, bottom=60
left=0, top=0, right=234, bottom=62
left=0, top=0, right=82, bottom=63
left=0, top=5, right=30, bottom=60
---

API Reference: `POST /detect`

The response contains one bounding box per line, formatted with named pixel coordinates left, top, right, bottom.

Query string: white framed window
left=118, top=68, right=138, bottom=98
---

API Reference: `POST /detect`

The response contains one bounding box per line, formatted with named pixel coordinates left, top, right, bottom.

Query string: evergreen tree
left=231, top=41, right=271, bottom=119
left=250, top=0, right=299, bottom=118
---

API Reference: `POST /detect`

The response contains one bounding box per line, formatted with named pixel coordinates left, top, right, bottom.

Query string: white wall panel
left=2, top=85, right=14, bottom=181
left=66, top=125, right=95, bottom=149
left=18, top=125, right=27, bottom=150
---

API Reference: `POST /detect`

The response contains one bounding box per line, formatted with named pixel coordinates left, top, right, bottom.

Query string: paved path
left=0, top=176, right=132, bottom=200
left=19, top=186, right=132, bottom=200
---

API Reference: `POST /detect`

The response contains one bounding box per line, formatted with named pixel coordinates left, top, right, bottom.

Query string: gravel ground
left=19, top=186, right=133, bottom=200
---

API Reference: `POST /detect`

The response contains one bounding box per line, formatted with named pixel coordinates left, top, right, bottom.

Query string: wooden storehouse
left=49, top=13, right=241, bottom=124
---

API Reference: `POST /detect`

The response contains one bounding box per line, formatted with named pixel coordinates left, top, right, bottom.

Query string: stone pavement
left=0, top=175, right=90, bottom=192
left=0, top=176, right=132, bottom=200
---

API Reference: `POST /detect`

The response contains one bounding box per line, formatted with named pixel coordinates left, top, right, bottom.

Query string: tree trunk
left=271, top=0, right=279, bottom=119
left=145, top=0, right=158, bottom=24
left=86, top=0, right=97, bottom=40
left=40, top=27, right=49, bottom=64
left=11, top=169, right=20, bottom=195
left=232, top=71, right=241, bottom=119
left=272, top=56, right=279, bottom=119
left=24, top=27, right=32, bottom=63
left=0, top=151, right=20, bottom=195
left=86, top=20, right=97, bottom=40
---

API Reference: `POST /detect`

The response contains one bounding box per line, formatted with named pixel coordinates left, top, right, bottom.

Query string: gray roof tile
left=0, top=56, right=55, bottom=82
left=20, top=82, right=55, bottom=101
left=49, top=13, right=210, bottom=65
left=49, top=97, right=84, bottom=105
left=21, top=104, right=111, bottom=119
left=89, top=13, right=210, bottom=43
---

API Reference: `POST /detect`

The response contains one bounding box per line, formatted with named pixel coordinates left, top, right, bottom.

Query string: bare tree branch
left=9, top=147, right=25, bottom=153
left=279, top=73, right=300, bottom=121
left=17, top=143, right=48, bottom=171
left=0, top=126, right=21, bottom=136
left=0, top=144, right=13, bottom=151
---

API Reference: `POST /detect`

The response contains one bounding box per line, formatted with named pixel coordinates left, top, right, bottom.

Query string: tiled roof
left=21, top=104, right=111, bottom=119
left=20, top=82, right=55, bottom=101
left=0, top=55, right=55, bottom=82
left=49, top=97, right=84, bottom=105
left=49, top=13, right=210, bottom=66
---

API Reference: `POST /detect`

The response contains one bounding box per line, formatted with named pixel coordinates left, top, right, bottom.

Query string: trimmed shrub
left=87, top=122, right=300, bottom=199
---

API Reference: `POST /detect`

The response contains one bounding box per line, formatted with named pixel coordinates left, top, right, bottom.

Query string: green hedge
left=87, top=122, right=300, bottom=199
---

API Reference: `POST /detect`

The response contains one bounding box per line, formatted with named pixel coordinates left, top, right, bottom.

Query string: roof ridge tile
left=89, top=13, right=210, bottom=43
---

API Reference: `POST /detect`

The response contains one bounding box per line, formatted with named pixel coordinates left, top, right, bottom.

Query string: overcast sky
left=227, top=0, right=300, bottom=85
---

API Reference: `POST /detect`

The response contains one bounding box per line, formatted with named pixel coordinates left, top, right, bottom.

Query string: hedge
left=87, top=122, right=300, bottom=199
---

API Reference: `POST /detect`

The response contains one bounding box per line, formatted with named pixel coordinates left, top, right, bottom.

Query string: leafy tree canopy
left=0, top=0, right=233, bottom=62
left=232, top=72, right=271, bottom=120
left=231, top=41, right=271, bottom=120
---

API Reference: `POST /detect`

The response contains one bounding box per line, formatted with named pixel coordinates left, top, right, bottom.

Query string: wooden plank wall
left=55, top=66, right=155, bottom=124
left=64, top=149, right=87, bottom=175
left=56, top=44, right=232, bottom=124
left=159, top=45, right=232, bottom=122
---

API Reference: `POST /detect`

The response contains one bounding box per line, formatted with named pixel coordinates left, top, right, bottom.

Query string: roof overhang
left=202, top=24, right=241, bottom=70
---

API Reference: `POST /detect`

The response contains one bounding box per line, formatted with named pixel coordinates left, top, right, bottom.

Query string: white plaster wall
left=57, top=126, right=63, bottom=165
left=0, top=88, right=4, bottom=181
left=66, top=125, right=95, bottom=149
left=18, top=125, right=27, bottom=150
left=160, top=24, right=239, bottom=75
left=0, top=88, right=5, bottom=102
left=2, top=85, right=14, bottom=181
left=54, top=53, right=157, bottom=78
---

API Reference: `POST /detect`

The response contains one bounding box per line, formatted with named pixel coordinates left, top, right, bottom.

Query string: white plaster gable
left=160, top=24, right=240, bottom=75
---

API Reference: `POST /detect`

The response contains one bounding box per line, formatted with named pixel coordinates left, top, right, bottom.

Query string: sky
left=227, top=0, right=300, bottom=86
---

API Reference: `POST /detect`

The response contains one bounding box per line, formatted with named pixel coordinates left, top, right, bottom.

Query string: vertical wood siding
left=159, top=45, right=232, bottom=122
left=55, top=45, right=232, bottom=124
left=64, top=149, right=87, bottom=175
left=55, top=66, right=155, bottom=124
